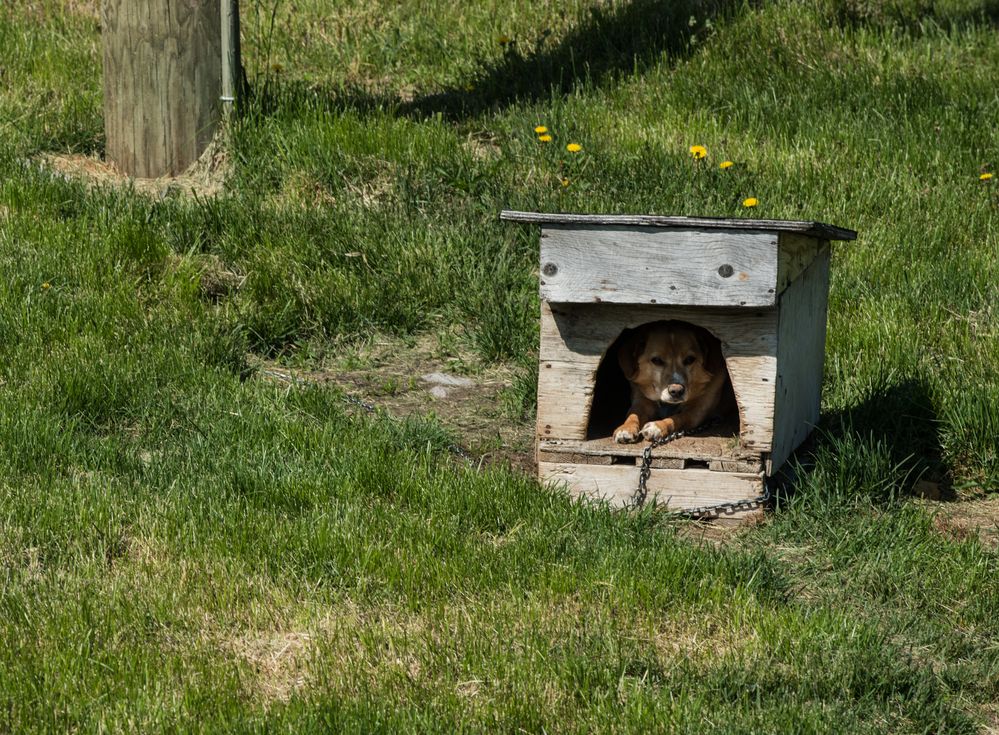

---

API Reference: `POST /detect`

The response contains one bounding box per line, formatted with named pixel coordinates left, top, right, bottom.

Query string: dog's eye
left=649, top=356, right=665, bottom=366
left=682, top=355, right=696, bottom=366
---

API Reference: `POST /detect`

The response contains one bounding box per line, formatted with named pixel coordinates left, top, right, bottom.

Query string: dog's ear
left=617, top=329, right=646, bottom=381
left=696, top=328, right=723, bottom=373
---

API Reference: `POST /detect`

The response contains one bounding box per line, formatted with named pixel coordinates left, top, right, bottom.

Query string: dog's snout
left=667, top=383, right=686, bottom=399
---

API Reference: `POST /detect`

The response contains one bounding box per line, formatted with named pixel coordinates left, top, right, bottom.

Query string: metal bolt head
left=542, top=262, right=558, bottom=277
left=717, top=264, right=734, bottom=278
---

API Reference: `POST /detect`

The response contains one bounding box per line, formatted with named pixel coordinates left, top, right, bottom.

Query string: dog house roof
left=500, top=211, right=857, bottom=241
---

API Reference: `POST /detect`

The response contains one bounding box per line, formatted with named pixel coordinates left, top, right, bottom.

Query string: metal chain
left=634, top=420, right=770, bottom=519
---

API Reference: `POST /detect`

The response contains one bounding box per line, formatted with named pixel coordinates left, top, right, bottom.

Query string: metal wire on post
left=221, top=0, right=243, bottom=112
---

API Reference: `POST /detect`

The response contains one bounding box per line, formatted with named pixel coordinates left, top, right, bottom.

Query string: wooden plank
left=501, top=210, right=857, bottom=241
left=539, top=439, right=764, bottom=472
left=102, top=0, right=221, bottom=177
left=537, top=302, right=777, bottom=450
left=540, top=225, right=779, bottom=307
left=537, top=451, right=616, bottom=465
left=769, top=248, right=831, bottom=473
left=539, top=431, right=757, bottom=463
left=777, top=234, right=822, bottom=294
left=536, top=358, right=596, bottom=439
left=539, top=462, right=764, bottom=512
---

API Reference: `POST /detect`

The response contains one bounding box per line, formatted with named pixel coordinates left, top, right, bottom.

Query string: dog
left=612, top=321, right=734, bottom=443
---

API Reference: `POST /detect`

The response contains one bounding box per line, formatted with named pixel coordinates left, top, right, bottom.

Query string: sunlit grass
left=0, top=0, right=997, bottom=730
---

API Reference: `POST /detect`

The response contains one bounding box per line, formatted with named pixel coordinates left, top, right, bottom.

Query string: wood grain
left=769, top=248, right=831, bottom=472
left=540, top=225, right=779, bottom=307
left=539, top=462, right=764, bottom=512
left=502, top=210, right=857, bottom=241
left=102, top=0, right=221, bottom=177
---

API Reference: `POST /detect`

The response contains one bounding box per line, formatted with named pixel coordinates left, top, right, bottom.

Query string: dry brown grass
left=38, top=134, right=230, bottom=198
left=927, top=497, right=999, bottom=550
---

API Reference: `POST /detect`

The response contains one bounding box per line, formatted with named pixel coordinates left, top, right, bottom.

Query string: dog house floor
left=538, top=419, right=762, bottom=473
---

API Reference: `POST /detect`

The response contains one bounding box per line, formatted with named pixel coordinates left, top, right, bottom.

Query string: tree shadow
left=401, top=0, right=741, bottom=121
left=243, top=0, right=744, bottom=124
left=829, top=0, right=999, bottom=33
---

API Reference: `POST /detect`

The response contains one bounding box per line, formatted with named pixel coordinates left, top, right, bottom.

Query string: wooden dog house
left=501, top=211, right=857, bottom=522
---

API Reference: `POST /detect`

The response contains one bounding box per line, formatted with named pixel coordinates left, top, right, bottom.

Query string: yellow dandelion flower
left=981, top=172, right=994, bottom=181
left=689, top=145, right=707, bottom=159
left=719, top=160, right=734, bottom=169
left=743, top=197, right=758, bottom=208
left=538, top=134, right=553, bottom=142
left=42, top=282, right=51, bottom=290
left=497, top=34, right=511, bottom=45
left=534, top=125, right=548, bottom=134
left=560, top=177, right=570, bottom=187
left=566, top=143, right=582, bottom=153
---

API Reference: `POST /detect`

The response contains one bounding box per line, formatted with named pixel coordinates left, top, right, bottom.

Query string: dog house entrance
left=539, top=321, right=760, bottom=475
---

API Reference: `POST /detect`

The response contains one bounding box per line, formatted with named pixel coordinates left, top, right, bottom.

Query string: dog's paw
left=640, top=421, right=675, bottom=441
left=614, top=427, right=637, bottom=443
left=640, top=422, right=662, bottom=441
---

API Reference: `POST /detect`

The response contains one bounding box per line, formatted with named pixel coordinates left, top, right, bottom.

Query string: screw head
left=542, top=262, right=558, bottom=277
left=717, top=264, right=734, bottom=278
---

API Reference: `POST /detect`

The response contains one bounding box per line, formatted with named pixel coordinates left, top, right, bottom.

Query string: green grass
left=1, top=0, right=998, bottom=731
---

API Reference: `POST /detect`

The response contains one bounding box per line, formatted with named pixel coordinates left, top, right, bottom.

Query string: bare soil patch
left=257, top=333, right=535, bottom=474
left=926, top=496, right=999, bottom=549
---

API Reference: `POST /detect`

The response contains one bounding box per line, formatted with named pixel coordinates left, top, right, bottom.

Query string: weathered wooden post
left=102, top=0, right=222, bottom=178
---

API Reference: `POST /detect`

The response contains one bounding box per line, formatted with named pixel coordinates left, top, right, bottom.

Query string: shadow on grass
left=242, top=0, right=743, bottom=123
left=827, top=0, right=999, bottom=32
left=775, top=379, right=952, bottom=509
left=402, top=0, right=741, bottom=121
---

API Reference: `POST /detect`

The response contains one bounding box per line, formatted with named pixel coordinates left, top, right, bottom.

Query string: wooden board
left=539, top=225, right=779, bottom=307
left=539, top=435, right=764, bottom=474
left=501, top=210, right=857, bottom=242
left=777, top=233, right=821, bottom=294
left=539, top=462, right=765, bottom=520
left=102, top=0, right=221, bottom=177
left=769, top=247, right=831, bottom=472
left=536, top=302, right=777, bottom=451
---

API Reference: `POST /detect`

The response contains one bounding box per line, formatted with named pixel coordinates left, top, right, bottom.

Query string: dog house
left=501, top=211, right=857, bottom=522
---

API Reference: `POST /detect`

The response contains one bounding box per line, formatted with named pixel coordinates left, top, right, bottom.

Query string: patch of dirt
left=228, top=628, right=315, bottom=704
left=256, top=333, right=535, bottom=474
left=463, top=132, right=502, bottom=160
left=926, top=496, right=999, bottom=549
left=37, top=135, right=230, bottom=200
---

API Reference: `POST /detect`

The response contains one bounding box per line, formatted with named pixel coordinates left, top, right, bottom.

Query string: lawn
left=0, top=0, right=997, bottom=731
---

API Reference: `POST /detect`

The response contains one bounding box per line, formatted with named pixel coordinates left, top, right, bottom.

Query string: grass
left=1, top=0, right=998, bottom=731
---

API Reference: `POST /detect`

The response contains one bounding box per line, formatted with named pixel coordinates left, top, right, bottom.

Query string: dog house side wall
left=536, top=302, right=779, bottom=451
left=769, top=243, right=832, bottom=473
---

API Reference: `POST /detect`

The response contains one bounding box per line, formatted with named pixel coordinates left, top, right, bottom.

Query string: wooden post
left=102, top=0, right=222, bottom=178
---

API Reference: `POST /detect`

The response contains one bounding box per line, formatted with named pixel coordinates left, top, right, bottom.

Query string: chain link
left=634, top=420, right=770, bottom=519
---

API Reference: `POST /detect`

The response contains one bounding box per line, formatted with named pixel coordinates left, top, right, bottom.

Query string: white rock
left=421, top=372, right=474, bottom=387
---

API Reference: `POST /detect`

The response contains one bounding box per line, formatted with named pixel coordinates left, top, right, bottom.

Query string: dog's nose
left=668, top=383, right=686, bottom=399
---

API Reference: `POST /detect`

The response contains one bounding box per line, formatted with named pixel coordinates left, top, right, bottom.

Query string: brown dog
left=612, top=321, right=733, bottom=443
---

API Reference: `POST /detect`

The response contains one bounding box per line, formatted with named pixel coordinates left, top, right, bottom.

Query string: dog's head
left=617, top=321, right=720, bottom=405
